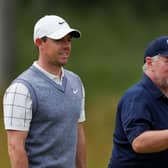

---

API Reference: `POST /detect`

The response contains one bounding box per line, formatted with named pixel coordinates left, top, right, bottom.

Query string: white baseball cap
left=33, top=15, right=81, bottom=43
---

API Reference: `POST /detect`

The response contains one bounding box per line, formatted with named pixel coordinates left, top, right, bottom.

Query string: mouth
left=59, top=52, right=69, bottom=57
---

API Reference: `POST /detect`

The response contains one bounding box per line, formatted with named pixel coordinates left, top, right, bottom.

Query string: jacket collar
left=140, top=73, right=164, bottom=99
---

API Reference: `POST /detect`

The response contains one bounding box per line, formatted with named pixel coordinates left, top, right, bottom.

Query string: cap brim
left=47, top=28, right=81, bottom=40
left=159, top=51, right=168, bottom=56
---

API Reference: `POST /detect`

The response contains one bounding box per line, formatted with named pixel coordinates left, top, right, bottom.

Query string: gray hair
left=142, top=55, right=160, bottom=72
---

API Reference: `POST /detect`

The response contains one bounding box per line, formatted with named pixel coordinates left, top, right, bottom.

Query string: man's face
left=152, top=56, right=168, bottom=88
left=40, top=34, right=72, bottom=67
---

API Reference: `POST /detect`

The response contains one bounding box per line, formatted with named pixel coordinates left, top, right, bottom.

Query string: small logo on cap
left=58, top=21, right=65, bottom=24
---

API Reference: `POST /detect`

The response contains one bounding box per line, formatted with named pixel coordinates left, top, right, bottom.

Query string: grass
left=85, top=93, right=120, bottom=167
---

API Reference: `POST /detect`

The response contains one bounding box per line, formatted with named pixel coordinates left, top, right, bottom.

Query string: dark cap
left=144, top=36, right=168, bottom=62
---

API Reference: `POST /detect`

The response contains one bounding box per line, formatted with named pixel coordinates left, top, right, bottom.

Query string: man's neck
left=37, top=60, right=62, bottom=79
left=145, top=71, right=168, bottom=97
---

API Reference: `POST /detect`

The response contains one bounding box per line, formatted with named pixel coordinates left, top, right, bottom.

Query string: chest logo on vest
left=73, top=89, right=78, bottom=94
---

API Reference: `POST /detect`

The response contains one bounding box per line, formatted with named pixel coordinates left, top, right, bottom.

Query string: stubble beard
left=156, top=76, right=168, bottom=90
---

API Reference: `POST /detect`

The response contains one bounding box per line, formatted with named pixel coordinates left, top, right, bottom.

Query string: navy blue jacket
left=108, top=74, right=168, bottom=168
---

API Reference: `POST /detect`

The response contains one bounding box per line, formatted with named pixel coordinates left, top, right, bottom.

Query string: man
left=108, top=36, right=168, bottom=168
left=3, top=15, right=86, bottom=168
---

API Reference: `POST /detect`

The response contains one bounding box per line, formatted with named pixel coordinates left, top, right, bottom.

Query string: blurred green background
left=1, top=0, right=168, bottom=167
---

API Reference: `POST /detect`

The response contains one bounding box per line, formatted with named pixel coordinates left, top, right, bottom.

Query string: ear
left=35, top=38, right=42, bottom=47
left=145, top=56, right=152, bottom=65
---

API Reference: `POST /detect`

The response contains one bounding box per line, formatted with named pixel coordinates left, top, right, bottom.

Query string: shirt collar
left=140, top=73, right=164, bottom=99
left=33, top=61, right=64, bottom=84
